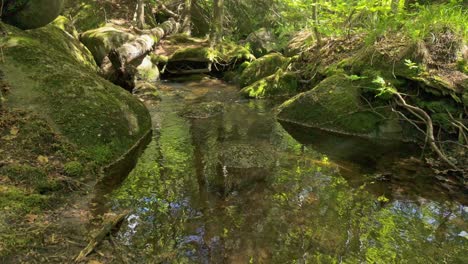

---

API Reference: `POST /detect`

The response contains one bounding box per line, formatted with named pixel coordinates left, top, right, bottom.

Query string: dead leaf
left=88, top=260, right=103, bottom=264
left=25, top=214, right=38, bottom=223
left=10, top=126, right=19, bottom=136
left=37, top=155, right=49, bottom=164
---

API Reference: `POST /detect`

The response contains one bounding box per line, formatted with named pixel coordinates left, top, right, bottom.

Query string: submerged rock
left=2, top=0, right=64, bottom=30
left=277, top=74, right=403, bottom=138
left=182, top=102, right=224, bottom=119
left=0, top=22, right=151, bottom=164
left=80, top=25, right=136, bottom=65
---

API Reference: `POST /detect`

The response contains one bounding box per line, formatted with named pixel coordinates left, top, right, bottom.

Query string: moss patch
left=1, top=22, right=151, bottom=165
left=239, top=53, right=291, bottom=87
left=241, top=70, right=298, bottom=98
left=80, top=25, right=136, bottom=65
left=277, top=74, right=399, bottom=137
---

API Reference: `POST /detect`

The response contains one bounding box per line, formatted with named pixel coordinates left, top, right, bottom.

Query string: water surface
left=96, top=79, right=467, bottom=263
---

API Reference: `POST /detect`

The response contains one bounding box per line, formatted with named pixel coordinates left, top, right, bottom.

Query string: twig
left=74, top=210, right=130, bottom=263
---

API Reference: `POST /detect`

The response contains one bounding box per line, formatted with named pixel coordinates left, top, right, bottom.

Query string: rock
left=80, top=25, right=136, bottom=65
left=182, top=102, right=224, bottom=119
left=133, top=82, right=161, bottom=102
left=51, top=15, right=79, bottom=39
left=2, top=0, right=65, bottom=30
left=239, top=53, right=291, bottom=87
left=277, top=74, right=403, bottom=138
left=135, top=56, right=160, bottom=83
left=245, top=28, right=278, bottom=57
left=241, top=70, right=299, bottom=98
left=0, top=22, right=151, bottom=164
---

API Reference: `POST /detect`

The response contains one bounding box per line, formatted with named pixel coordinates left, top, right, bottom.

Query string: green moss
left=239, top=53, right=291, bottom=87
left=80, top=26, right=135, bottom=65
left=63, top=161, right=84, bottom=177
left=277, top=74, right=398, bottom=137
left=0, top=185, right=48, bottom=214
left=1, top=22, right=151, bottom=165
left=241, top=70, right=298, bottom=98
left=170, top=47, right=216, bottom=62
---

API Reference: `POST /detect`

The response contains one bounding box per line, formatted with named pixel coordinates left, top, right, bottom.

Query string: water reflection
left=105, top=79, right=467, bottom=263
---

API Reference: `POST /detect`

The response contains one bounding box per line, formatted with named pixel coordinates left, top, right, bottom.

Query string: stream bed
left=93, top=78, right=467, bottom=263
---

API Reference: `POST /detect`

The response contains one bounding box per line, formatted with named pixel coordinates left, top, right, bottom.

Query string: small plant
left=64, top=161, right=84, bottom=177
left=372, top=76, right=396, bottom=100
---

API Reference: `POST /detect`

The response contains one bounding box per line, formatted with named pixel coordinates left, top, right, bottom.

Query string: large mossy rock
left=241, top=70, right=299, bottom=98
left=239, top=53, right=291, bottom=87
left=2, top=0, right=64, bottom=30
left=80, top=26, right=136, bottom=65
left=277, top=74, right=403, bottom=138
left=0, top=23, right=151, bottom=164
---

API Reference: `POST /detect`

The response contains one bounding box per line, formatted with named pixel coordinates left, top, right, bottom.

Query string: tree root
left=393, top=92, right=460, bottom=171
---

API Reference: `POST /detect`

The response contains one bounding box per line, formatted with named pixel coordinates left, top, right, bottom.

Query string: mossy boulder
left=239, top=53, right=291, bottom=87
left=135, top=55, right=160, bottom=83
left=80, top=25, right=136, bottom=65
left=277, top=74, right=403, bottom=138
left=2, top=0, right=64, bottom=30
left=241, top=70, right=299, bottom=98
left=0, top=22, right=151, bottom=164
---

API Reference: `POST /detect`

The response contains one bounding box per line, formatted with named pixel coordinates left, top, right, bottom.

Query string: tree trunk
left=182, top=0, right=192, bottom=35
left=136, top=0, right=145, bottom=29
left=210, top=0, right=224, bottom=47
left=312, top=0, right=322, bottom=48
left=101, top=18, right=180, bottom=86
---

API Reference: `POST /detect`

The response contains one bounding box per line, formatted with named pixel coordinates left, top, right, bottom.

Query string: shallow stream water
left=94, top=78, right=467, bottom=263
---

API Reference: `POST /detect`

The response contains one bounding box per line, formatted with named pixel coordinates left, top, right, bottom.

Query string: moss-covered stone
left=2, top=0, right=64, bottom=30
left=1, top=22, right=151, bottom=165
left=135, top=56, right=160, bottom=83
left=80, top=25, right=136, bottom=65
left=239, top=53, right=291, bottom=87
left=51, top=15, right=79, bottom=39
left=277, top=74, right=402, bottom=138
left=241, top=70, right=299, bottom=98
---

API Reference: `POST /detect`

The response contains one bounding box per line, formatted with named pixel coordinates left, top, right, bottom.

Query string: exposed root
left=393, top=92, right=460, bottom=171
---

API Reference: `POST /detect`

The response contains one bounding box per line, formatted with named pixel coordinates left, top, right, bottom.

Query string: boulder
left=2, top=0, right=64, bottom=30
left=0, top=22, right=151, bottom=164
left=239, top=53, right=291, bottom=87
left=241, top=70, right=298, bottom=98
left=80, top=26, right=136, bottom=65
left=135, top=56, right=160, bottom=83
left=277, top=74, right=403, bottom=138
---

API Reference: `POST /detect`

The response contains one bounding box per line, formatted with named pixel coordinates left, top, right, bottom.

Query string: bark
left=136, top=0, right=146, bottom=29
left=312, top=0, right=322, bottom=48
left=157, top=3, right=180, bottom=19
left=210, top=0, right=224, bottom=47
left=182, top=0, right=192, bottom=35
left=101, top=18, right=180, bottom=80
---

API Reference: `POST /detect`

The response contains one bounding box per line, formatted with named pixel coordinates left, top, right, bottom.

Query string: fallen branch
left=74, top=210, right=131, bottom=263
left=100, top=18, right=180, bottom=85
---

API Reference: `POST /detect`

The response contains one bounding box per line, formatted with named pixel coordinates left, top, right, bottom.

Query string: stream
left=92, top=78, right=467, bottom=263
